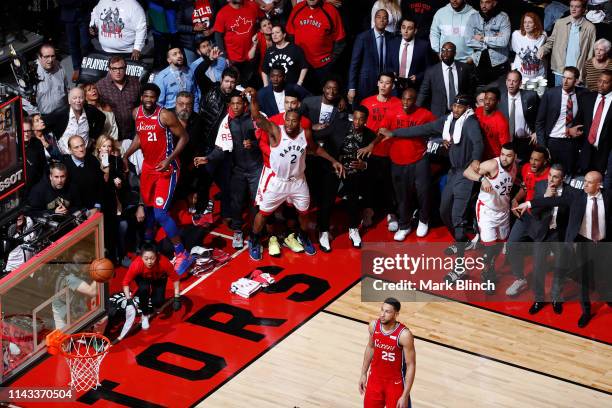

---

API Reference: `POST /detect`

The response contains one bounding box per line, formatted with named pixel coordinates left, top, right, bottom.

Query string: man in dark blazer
left=43, top=87, right=105, bottom=153
left=60, top=135, right=104, bottom=213
left=515, top=171, right=612, bottom=327
left=386, top=17, right=430, bottom=93
left=577, top=70, right=612, bottom=180
left=416, top=42, right=474, bottom=118
left=497, top=70, right=539, bottom=164
left=348, top=9, right=394, bottom=105
left=256, top=64, right=310, bottom=117
left=535, top=66, right=586, bottom=176
left=524, top=164, right=570, bottom=315
left=301, top=78, right=343, bottom=127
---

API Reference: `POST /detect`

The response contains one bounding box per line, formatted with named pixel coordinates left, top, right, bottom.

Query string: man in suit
left=43, top=87, right=106, bottom=154
left=535, top=66, right=585, bottom=176
left=524, top=164, right=570, bottom=315
left=515, top=171, right=612, bottom=327
left=498, top=70, right=539, bottom=164
left=577, top=70, right=612, bottom=185
left=301, top=78, right=343, bottom=128
left=417, top=42, right=474, bottom=118
left=387, top=17, right=430, bottom=94
left=348, top=9, right=393, bottom=105
left=256, top=64, right=310, bottom=117
left=61, top=135, right=105, bottom=214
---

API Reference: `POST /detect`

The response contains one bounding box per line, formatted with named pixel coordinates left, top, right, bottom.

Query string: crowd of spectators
left=14, top=0, right=612, bottom=327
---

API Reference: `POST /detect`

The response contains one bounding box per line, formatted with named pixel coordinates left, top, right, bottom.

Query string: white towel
left=442, top=109, right=474, bottom=144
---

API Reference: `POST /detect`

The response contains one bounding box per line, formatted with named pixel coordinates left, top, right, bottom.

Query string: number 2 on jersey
left=290, top=154, right=297, bottom=164
left=147, top=132, right=157, bottom=142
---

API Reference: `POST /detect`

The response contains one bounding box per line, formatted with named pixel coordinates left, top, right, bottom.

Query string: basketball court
left=4, top=206, right=611, bottom=407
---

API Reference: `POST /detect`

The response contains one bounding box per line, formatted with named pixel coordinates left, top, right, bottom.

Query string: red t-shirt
left=122, top=255, right=179, bottom=286
left=521, top=163, right=550, bottom=202
left=213, top=2, right=261, bottom=63
left=475, top=107, right=511, bottom=161
left=385, top=106, right=436, bottom=165
left=361, top=95, right=402, bottom=157
left=193, top=0, right=213, bottom=29
left=286, top=2, right=345, bottom=68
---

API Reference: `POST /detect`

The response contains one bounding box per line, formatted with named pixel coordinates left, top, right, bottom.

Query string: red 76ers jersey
left=370, top=319, right=407, bottom=381
left=136, top=105, right=176, bottom=170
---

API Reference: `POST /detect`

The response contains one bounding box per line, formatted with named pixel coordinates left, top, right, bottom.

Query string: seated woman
left=83, top=82, right=119, bottom=140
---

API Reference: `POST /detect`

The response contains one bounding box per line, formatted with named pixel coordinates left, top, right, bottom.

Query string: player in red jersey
left=360, top=298, right=415, bottom=408
left=123, top=83, right=194, bottom=275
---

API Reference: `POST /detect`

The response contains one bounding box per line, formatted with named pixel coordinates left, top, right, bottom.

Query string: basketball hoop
left=46, top=330, right=111, bottom=392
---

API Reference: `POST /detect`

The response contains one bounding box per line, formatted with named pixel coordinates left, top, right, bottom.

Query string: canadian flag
left=230, top=16, right=253, bottom=35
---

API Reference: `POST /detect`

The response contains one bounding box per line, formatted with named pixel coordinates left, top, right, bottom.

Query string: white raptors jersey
left=478, top=157, right=517, bottom=212
left=269, top=126, right=308, bottom=180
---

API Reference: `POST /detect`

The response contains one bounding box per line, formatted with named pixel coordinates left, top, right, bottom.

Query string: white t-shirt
left=274, top=91, right=285, bottom=113
left=319, top=103, right=334, bottom=124
left=511, top=31, right=547, bottom=79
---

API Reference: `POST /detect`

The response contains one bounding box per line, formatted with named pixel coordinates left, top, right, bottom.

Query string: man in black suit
left=61, top=135, right=104, bottom=214
left=386, top=17, right=431, bottom=94
left=498, top=70, right=539, bottom=164
left=535, top=66, right=585, bottom=176
left=301, top=78, right=343, bottom=127
left=347, top=9, right=393, bottom=106
left=256, top=64, right=310, bottom=117
left=523, top=164, right=570, bottom=315
left=577, top=70, right=612, bottom=185
left=43, top=87, right=106, bottom=154
left=416, top=42, right=474, bottom=118
left=515, top=171, right=612, bottom=327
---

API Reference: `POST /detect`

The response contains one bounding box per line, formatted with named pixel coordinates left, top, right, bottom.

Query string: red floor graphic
left=9, top=208, right=611, bottom=406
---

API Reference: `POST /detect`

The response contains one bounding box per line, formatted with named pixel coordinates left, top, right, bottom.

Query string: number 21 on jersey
left=147, top=132, right=157, bottom=142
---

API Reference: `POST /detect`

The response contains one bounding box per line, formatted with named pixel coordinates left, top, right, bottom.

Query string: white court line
left=180, top=246, right=248, bottom=295
left=209, top=231, right=234, bottom=240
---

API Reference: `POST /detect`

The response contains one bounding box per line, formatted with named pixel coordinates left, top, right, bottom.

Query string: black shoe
left=529, top=302, right=548, bottom=315
left=577, top=312, right=592, bottom=328
left=552, top=301, right=563, bottom=314
left=444, top=244, right=458, bottom=255
left=444, top=268, right=465, bottom=284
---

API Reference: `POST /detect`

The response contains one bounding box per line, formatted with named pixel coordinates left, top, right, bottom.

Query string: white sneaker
left=319, top=231, right=331, bottom=252
left=349, top=228, right=362, bottom=248
left=141, top=315, right=150, bottom=330
left=394, top=229, right=411, bottom=241
left=387, top=214, right=399, bottom=232
left=506, top=278, right=528, bottom=297
left=416, top=221, right=429, bottom=237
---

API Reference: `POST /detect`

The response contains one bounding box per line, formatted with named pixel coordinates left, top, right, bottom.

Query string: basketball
left=89, top=258, right=114, bottom=283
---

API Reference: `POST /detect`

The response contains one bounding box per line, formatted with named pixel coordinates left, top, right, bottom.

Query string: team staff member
left=384, top=88, right=436, bottom=241
left=123, top=83, right=193, bottom=275
left=359, top=297, right=415, bottom=408
left=361, top=72, right=402, bottom=233
left=122, top=243, right=181, bottom=331
left=380, top=95, right=483, bottom=282
left=286, top=0, right=346, bottom=87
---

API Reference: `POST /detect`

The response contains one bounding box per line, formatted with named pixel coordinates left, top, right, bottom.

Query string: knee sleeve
left=153, top=208, right=180, bottom=239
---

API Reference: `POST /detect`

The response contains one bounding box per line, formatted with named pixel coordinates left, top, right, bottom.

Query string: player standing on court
left=245, top=87, right=344, bottom=260
left=123, top=83, right=194, bottom=275
left=463, top=143, right=517, bottom=291
left=360, top=297, right=415, bottom=408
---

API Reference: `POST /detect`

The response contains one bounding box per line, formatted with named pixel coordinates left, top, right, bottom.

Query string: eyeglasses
left=109, top=66, right=126, bottom=72
left=441, top=48, right=455, bottom=52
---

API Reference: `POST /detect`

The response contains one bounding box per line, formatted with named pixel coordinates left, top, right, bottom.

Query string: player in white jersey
left=244, top=87, right=344, bottom=261
left=463, top=143, right=517, bottom=292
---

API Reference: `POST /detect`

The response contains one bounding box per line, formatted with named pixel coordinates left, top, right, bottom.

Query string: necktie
left=591, top=196, right=600, bottom=242
left=399, top=42, right=408, bottom=78
left=377, top=34, right=385, bottom=72
left=588, top=95, right=606, bottom=145
left=565, top=93, right=574, bottom=128
left=509, top=97, right=516, bottom=139
left=448, top=118, right=457, bottom=139
left=448, top=66, right=456, bottom=111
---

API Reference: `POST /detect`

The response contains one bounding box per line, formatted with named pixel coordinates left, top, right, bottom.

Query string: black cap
left=454, top=94, right=472, bottom=107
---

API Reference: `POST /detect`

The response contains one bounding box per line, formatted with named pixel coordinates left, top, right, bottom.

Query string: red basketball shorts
left=364, top=375, right=410, bottom=408
left=140, top=167, right=178, bottom=210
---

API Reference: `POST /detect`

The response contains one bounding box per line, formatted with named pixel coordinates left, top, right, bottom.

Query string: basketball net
left=46, top=330, right=111, bottom=392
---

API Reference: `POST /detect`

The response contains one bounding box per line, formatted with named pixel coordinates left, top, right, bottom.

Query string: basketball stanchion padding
left=46, top=329, right=111, bottom=391
left=89, top=258, right=115, bottom=283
